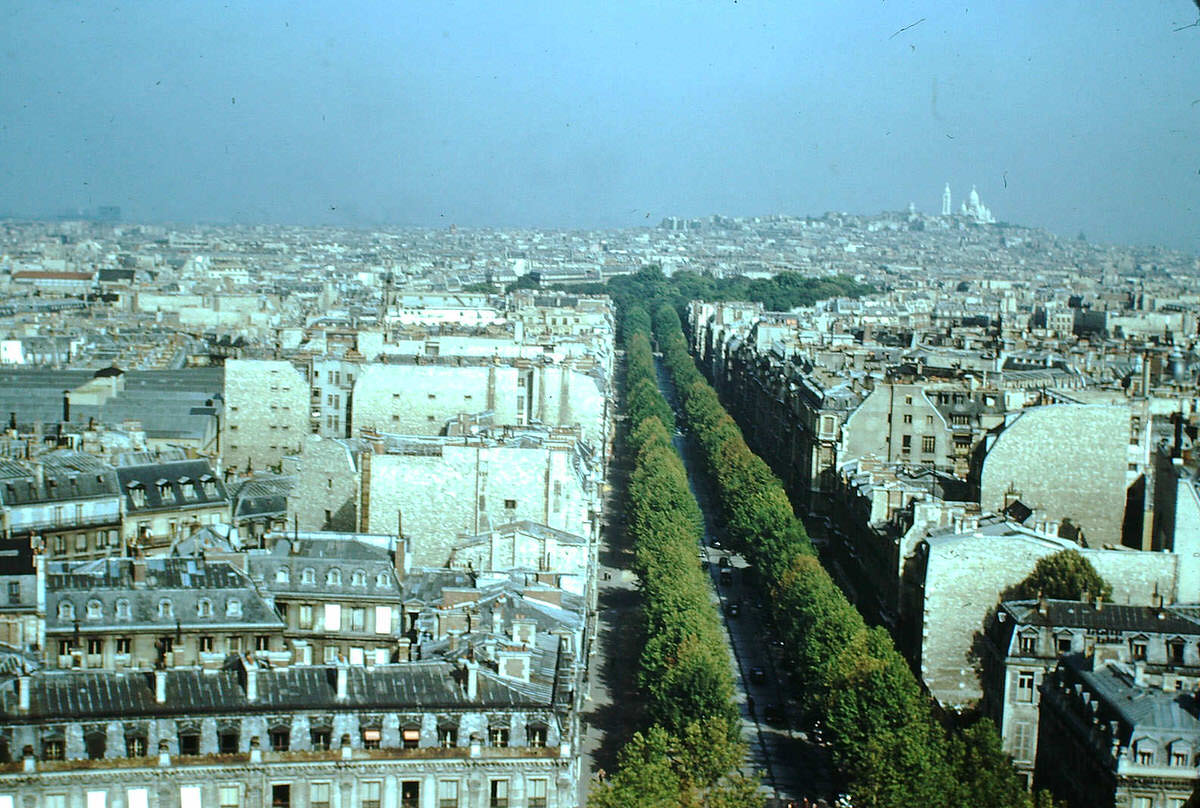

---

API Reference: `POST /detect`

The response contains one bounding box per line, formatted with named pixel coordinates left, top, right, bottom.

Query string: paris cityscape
left=2, top=3, right=1199, bottom=808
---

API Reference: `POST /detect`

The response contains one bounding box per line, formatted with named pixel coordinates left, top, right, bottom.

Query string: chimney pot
left=245, top=655, right=258, bottom=702
left=157, top=739, right=171, bottom=767
left=466, top=660, right=478, bottom=699
left=336, top=663, right=348, bottom=700
left=17, top=675, right=30, bottom=712
left=154, top=669, right=167, bottom=703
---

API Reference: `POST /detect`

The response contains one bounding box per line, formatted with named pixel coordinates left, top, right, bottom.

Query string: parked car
left=749, top=666, right=766, bottom=684
left=726, top=602, right=741, bottom=617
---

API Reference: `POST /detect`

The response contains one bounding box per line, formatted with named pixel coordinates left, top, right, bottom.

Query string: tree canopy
left=1014, top=549, right=1113, bottom=601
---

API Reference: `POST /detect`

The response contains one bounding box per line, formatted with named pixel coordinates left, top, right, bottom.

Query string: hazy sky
left=2, top=2, right=1198, bottom=251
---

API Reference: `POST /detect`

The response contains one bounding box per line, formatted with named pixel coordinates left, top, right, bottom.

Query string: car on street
left=763, top=703, right=783, bottom=726
left=718, top=555, right=731, bottom=568
left=749, top=666, right=766, bottom=684
left=726, top=602, right=740, bottom=617
left=719, top=568, right=733, bottom=586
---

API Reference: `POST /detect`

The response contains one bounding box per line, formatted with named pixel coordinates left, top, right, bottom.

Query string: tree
left=1013, top=549, right=1113, bottom=601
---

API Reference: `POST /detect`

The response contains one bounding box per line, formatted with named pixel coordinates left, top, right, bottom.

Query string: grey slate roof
left=115, top=459, right=228, bottom=513
left=1002, top=599, right=1200, bottom=636
left=0, top=661, right=553, bottom=720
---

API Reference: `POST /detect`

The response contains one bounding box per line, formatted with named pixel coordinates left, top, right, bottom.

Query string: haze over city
left=2, top=1, right=1198, bottom=251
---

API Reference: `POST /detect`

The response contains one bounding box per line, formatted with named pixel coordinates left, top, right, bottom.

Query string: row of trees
left=589, top=308, right=759, bottom=808
left=510, top=265, right=874, bottom=316
left=651, top=303, right=1058, bottom=808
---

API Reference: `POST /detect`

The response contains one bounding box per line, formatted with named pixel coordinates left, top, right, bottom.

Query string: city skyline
left=2, top=2, right=1198, bottom=252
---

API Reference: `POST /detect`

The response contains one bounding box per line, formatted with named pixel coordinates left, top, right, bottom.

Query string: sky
left=1, top=1, right=1198, bottom=251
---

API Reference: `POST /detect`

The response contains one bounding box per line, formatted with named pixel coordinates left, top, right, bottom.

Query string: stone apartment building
left=981, top=598, right=1200, bottom=790
left=1036, top=654, right=1200, bottom=808
left=351, top=358, right=608, bottom=447
left=45, top=557, right=285, bottom=671
left=288, top=429, right=598, bottom=568
left=246, top=535, right=403, bottom=667
left=0, top=451, right=122, bottom=561
left=116, top=459, right=229, bottom=555
left=222, top=359, right=309, bottom=473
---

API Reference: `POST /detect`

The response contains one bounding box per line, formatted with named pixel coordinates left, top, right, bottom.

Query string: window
left=228, top=636, right=243, bottom=653
left=375, top=605, right=392, bottom=634
left=376, top=572, right=390, bottom=588
left=489, top=726, right=509, bottom=747
left=1056, top=635, right=1072, bottom=654
left=401, top=726, right=420, bottom=749
left=1137, top=749, right=1155, bottom=765
left=324, top=645, right=340, bottom=664
left=922, top=435, right=936, bottom=453
left=75, top=533, right=88, bottom=552
left=158, top=599, right=173, bottom=619
left=1012, top=722, right=1035, bottom=762
left=1016, top=672, right=1035, bottom=703
left=1132, top=639, right=1148, bottom=661
left=116, top=637, right=131, bottom=654
left=269, top=727, right=290, bottom=751
left=362, top=728, right=382, bottom=749
left=362, top=782, right=382, bottom=808
left=271, top=785, right=290, bottom=808
left=1018, top=634, right=1037, bottom=655
left=58, top=601, right=75, bottom=621
left=323, top=603, right=341, bottom=631
left=226, top=599, right=242, bottom=617
left=158, top=636, right=175, bottom=654
left=127, top=790, right=149, bottom=808
left=198, top=599, right=213, bottom=617
left=926, top=415, right=935, bottom=425
left=276, top=567, right=290, bottom=584
left=116, top=599, right=131, bottom=620
left=86, top=732, right=106, bottom=760
left=200, top=636, right=214, bottom=653
left=904, top=394, right=913, bottom=405
left=87, top=638, right=103, bottom=655
left=1169, top=639, right=1186, bottom=665
left=256, top=635, right=271, bottom=652
left=218, top=728, right=238, bottom=754
left=489, top=780, right=508, bottom=808
left=351, top=608, right=366, bottom=632
left=301, top=568, right=316, bottom=584
left=87, top=793, right=107, bottom=808
left=902, top=413, right=912, bottom=424
left=299, top=604, right=314, bottom=629
left=901, top=434, right=911, bottom=450
left=6, top=581, right=18, bottom=605
left=309, top=784, right=331, bottom=808
left=351, top=569, right=366, bottom=586
left=276, top=602, right=289, bottom=621
left=45, top=796, right=68, bottom=808
left=219, top=785, right=240, bottom=808
left=1173, top=749, right=1190, bottom=766
left=438, top=781, right=459, bottom=808
left=179, top=731, right=200, bottom=756
left=327, top=568, right=342, bottom=586
left=311, top=728, right=331, bottom=750
left=126, top=735, right=148, bottom=757
left=53, top=535, right=66, bottom=555
left=84, top=599, right=103, bottom=619
left=504, top=499, right=517, bottom=509
left=527, top=779, right=547, bottom=808
left=43, top=739, right=65, bottom=760
left=526, top=724, right=547, bottom=747
left=438, top=725, right=458, bottom=748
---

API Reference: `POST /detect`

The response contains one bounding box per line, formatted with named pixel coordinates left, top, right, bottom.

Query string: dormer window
left=351, top=570, right=366, bottom=587
left=301, top=568, right=316, bottom=585
left=156, top=478, right=172, bottom=501
left=526, top=723, right=547, bottom=748
left=1169, top=638, right=1186, bottom=665
left=227, top=599, right=242, bottom=617
left=326, top=569, right=342, bottom=586
left=179, top=477, right=198, bottom=502
left=158, top=599, right=173, bottom=619
left=57, top=601, right=75, bottom=621
left=1131, top=637, right=1148, bottom=661
left=116, top=599, right=131, bottom=620
left=200, top=474, right=216, bottom=497
left=276, top=567, right=290, bottom=585
left=1018, top=633, right=1038, bottom=655
left=198, top=599, right=213, bottom=617
left=127, top=482, right=146, bottom=508
left=86, top=599, right=103, bottom=620
left=376, top=571, right=390, bottom=588
left=1171, top=742, right=1192, bottom=766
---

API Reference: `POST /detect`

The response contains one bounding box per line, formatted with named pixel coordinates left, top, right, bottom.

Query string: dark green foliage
left=600, top=302, right=758, bottom=807
left=1013, top=549, right=1113, bottom=601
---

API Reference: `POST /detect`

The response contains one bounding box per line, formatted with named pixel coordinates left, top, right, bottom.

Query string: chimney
left=17, top=676, right=30, bottom=712
left=249, top=736, right=262, bottom=764
left=1037, top=591, right=1048, bottom=615
left=336, top=662, right=348, bottom=700
left=393, top=536, right=407, bottom=580
left=1095, top=594, right=1103, bottom=612
left=491, top=608, right=502, bottom=635
left=466, top=660, right=478, bottom=699
left=61, top=391, right=70, bottom=424
left=157, top=739, right=170, bottom=767
left=154, top=669, right=167, bottom=703
left=341, top=733, right=353, bottom=761
left=244, top=655, right=258, bottom=701
left=22, top=745, right=34, bottom=773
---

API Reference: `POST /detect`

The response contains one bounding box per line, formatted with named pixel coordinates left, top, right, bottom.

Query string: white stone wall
left=223, top=360, right=311, bottom=472
left=980, top=404, right=1130, bottom=546
left=367, top=444, right=592, bottom=567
